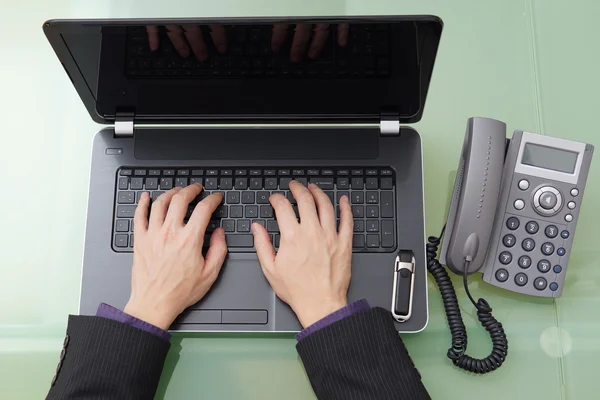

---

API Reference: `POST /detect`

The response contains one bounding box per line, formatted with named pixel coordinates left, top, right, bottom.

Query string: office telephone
left=423, top=117, right=594, bottom=373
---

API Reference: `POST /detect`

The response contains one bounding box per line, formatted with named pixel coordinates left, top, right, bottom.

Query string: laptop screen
left=46, top=17, right=442, bottom=124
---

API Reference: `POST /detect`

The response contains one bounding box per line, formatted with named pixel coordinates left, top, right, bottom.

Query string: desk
left=1, top=1, right=598, bottom=398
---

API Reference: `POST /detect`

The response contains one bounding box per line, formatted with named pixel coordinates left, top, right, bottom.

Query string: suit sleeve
left=296, top=307, right=430, bottom=400
left=46, top=315, right=171, bottom=400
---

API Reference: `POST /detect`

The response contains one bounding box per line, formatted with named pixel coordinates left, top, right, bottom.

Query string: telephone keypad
left=534, top=277, right=547, bottom=290
left=541, top=242, right=555, bottom=256
left=525, top=221, right=539, bottom=234
left=499, top=251, right=512, bottom=265
left=502, top=234, right=516, bottom=247
left=522, top=238, right=535, bottom=252
left=545, top=225, right=558, bottom=238
left=495, top=269, right=509, bottom=282
left=506, top=217, right=520, bottom=230
left=537, top=260, right=551, bottom=273
left=515, top=273, right=528, bottom=286
left=518, top=256, right=531, bottom=269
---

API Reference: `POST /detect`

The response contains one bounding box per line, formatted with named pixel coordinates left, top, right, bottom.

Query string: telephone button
left=502, top=234, right=516, bottom=248
left=506, top=217, right=520, bottom=230
left=514, top=199, right=525, bottom=210
left=518, top=180, right=530, bottom=190
left=518, top=255, right=532, bottom=269
left=522, top=238, right=535, bottom=252
left=537, top=259, right=551, bottom=273
left=525, top=221, right=539, bottom=234
left=557, top=247, right=566, bottom=256
left=541, top=242, right=555, bottom=256
left=534, top=277, right=548, bottom=291
left=499, top=251, right=512, bottom=265
left=561, top=230, right=569, bottom=239
left=565, top=214, right=573, bottom=222
left=545, top=225, right=558, bottom=238
left=553, top=265, right=563, bottom=273
left=549, top=282, right=559, bottom=292
left=539, top=192, right=557, bottom=210
left=567, top=201, right=576, bottom=209
left=570, top=188, right=579, bottom=197
left=514, top=273, right=528, bottom=287
left=495, top=269, right=509, bottom=282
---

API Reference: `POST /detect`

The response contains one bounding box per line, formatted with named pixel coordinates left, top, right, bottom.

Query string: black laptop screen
left=51, top=17, right=442, bottom=124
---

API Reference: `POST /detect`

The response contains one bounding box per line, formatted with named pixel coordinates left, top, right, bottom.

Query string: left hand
left=123, top=184, right=227, bottom=330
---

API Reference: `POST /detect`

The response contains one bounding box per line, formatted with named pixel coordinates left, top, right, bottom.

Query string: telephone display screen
left=522, top=143, right=578, bottom=173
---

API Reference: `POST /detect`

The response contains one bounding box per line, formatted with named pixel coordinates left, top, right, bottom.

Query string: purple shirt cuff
left=295, top=299, right=370, bottom=341
left=96, top=303, right=172, bottom=342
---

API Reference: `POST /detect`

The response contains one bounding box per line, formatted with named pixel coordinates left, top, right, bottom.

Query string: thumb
left=252, top=222, right=276, bottom=273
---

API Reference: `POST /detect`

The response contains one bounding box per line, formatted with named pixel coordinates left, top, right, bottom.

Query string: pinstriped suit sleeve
left=46, top=315, right=170, bottom=400
left=296, top=307, right=431, bottom=400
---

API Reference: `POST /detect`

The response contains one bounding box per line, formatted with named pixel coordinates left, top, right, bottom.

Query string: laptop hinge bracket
left=379, top=115, right=400, bottom=136
left=114, top=112, right=135, bottom=138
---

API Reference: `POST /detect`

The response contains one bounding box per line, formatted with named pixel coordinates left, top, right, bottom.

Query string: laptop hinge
left=379, top=114, right=400, bottom=136
left=114, top=112, right=135, bottom=138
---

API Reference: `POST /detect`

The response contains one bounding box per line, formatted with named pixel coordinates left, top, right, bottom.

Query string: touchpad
left=135, top=127, right=378, bottom=160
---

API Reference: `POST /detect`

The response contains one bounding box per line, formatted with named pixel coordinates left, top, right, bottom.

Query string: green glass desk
left=1, top=1, right=598, bottom=398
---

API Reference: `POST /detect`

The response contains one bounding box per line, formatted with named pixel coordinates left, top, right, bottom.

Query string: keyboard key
left=134, top=169, right=147, bottom=176
left=118, top=177, right=129, bottom=190
left=307, top=169, right=319, bottom=176
left=354, top=220, right=365, bottom=232
left=274, top=234, right=281, bottom=247
left=260, top=205, right=274, bottom=218
left=296, top=177, right=308, bottom=186
left=206, top=169, right=218, bottom=176
left=366, top=192, right=379, bottom=204
left=381, top=169, right=393, bottom=176
left=351, top=177, right=363, bottom=190
left=227, top=191, right=240, bottom=204
left=381, top=192, right=394, bottom=218
left=221, top=170, right=233, bottom=176
left=352, top=205, right=365, bottom=218
left=286, top=191, right=297, bottom=205
left=130, top=177, right=144, bottom=190
left=366, top=220, right=379, bottom=232
left=148, top=170, right=160, bottom=176
left=117, top=205, right=137, bottom=218
left=367, top=234, right=380, bottom=248
left=351, top=192, right=364, bottom=204
left=215, top=205, right=228, bottom=218
left=175, top=177, right=188, bottom=187
left=366, top=177, right=378, bottom=189
left=278, top=169, right=290, bottom=176
left=222, top=219, right=235, bottom=232
left=226, top=234, right=254, bottom=247
left=242, top=192, right=255, bottom=204
left=245, top=205, right=258, bottom=218
left=191, top=169, right=204, bottom=176
left=177, top=170, right=189, bottom=176
left=230, top=206, right=243, bottom=218
left=207, top=220, right=219, bottom=232
left=337, top=177, right=349, bottom=189
left=264, top=169, right=276, bottom=176
left=351, top=169, right=363, bottom=176
left=145, top=177, right=158, bottom=190
left=254, top=219, right=266, bottom=228
left=120, top=169, right=132, bottom=176
left=159, top=178, right=173, bottom=190
left=118, top=191, right=135, bottom=204
left=235, top=178, right=248, bottom=190
left=280, top=177, right=292, bottom=190
left=219, top=177, right=233, bottom=190
left=205, top=177, right=218, bottom=190
left=151, top=191, right=165, bottom=201
left=366, top=205, right=379, bottom=218
left=293, top=169, right=305, bottom=176
left=267, top=220, right=280, bottom=233
left=380, top=177, right=393, bottom=189
left=381, top=220, right=394, bottom=248
left=337, top=169, right=349, bottom=176
left=115, top=234, right=129, bottom=247
left=265, top=177, right=278, bottom=190
left=325, top=191, right=334, bottom=205
left=189, top=177, right=203, bottom=186
left=135, top=191, right=149, bottom=203
left=235, top=169, right=247, bottom=176
left=309, top=177, right=334, bottom=189
left=250, top=170, right=262, bottom=176
left=321, top=169, right=334, bottom=176
left=257, top=191, right=270, bottom=204
left=130, top=234, right=134, bottom=248
left=116, top=219, right=129, bottom=232
left=250, top=178, right=263, bottom=190
left=353, top=234, right=365, bottom=248
left=337, top=191, right=349, bottom=203
left=237, top=219, right=251, bottom=232
left=366, top=169, right=378, bottom=176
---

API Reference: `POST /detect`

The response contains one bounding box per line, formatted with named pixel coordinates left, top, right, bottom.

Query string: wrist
left=123, top=300, right=176, bottom=331
left=294, top=298, right=348, bottom=328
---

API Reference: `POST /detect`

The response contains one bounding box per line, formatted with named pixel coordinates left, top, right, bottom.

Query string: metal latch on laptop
left=379, top=114, right=400, bottom=136
left=114, top=112, right=135, bottom=137
left=391, top=250, right=415, bottom=322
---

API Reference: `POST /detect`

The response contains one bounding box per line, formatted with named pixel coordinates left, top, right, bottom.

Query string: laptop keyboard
left=113, top=167, right=396, bottom=253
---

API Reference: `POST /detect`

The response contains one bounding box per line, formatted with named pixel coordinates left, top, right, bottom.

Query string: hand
left=123, top=184, right=227, bottom=330
left=146, top=24, right=228, bottom=60
left=271, top=23, right=349, bottom=62
left=251, top=181, right=353, bottom=328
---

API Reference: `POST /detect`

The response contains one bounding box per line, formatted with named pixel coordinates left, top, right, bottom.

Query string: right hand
left=251, top=181, right=354, bottom=328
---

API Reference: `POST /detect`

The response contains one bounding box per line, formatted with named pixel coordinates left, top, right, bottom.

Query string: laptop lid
left=43, top=16, right=442, bottom=125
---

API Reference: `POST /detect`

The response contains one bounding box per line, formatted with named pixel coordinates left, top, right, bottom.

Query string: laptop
left=43, top=16, right=442, bottom=333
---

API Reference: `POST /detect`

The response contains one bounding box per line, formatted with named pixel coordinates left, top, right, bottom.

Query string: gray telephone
left=426, top=117, right=593, bottom=374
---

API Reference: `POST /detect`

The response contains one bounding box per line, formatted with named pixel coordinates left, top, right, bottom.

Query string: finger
left=289, top=180, right=320, bottom=227
left=146, top=26, right=160, bottom=51
left=134, top=191, right=150, bottom=233
left=252, top=222, right=276, bottom=273
left=269, top=193, right=298, bottom=235
left=337, top=23, right=349, bottom=47
left=164, top=183, right=203, bottom=226
left=337, top=195, right=353, bottom=244
left=308, top=24, right=330, bottom=59
left=271, top=23, right=290, bottom=52
left=308, top=183, right=336, bottom=234
left=182, top=25, right=208, bottom=61
left=209, top=24, right=228, bottom=53
left=187, top=192, right=224, bottom=238
left=203, top=228, right=228, bottom=278
left=166, top=25, right=191, bottom=58
left=290, top=24, right=312, bottom=62
left=149, top=187, right=183, bottom=229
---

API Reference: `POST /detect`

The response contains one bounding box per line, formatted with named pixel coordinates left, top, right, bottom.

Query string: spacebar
left=225, top=234, right=254, bottom=248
